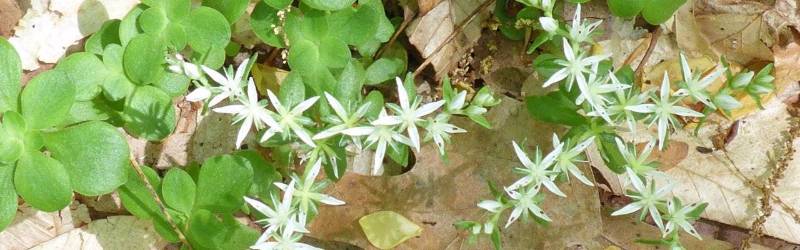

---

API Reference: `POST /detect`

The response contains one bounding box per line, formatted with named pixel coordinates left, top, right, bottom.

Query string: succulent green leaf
left=279, top=71, right=306, bottom=108
left=364, top=90, right=384, bottom=120
left=85, top=19, right=121, bottom=55
left=335, top=59, right=366, bottom=102
left=43, top=121, right=130, bottom=196
left=0, top=38, right=20, bottom=114
left=195, top=154, right=254, bottom=213
left=56, top=52, right=107, bottom=101
left=0, top=164, right=16, bottom=231
left=123, top=34, right=166, bottom=84
left=21, top=70, right=75, bottom=129
left=14, top=150, right=73, bottom=212
left=250, top=1, right=283, bottom=48
left=123, top=86, right=177, bottom=141
left=184, top=7, right=232, bottom=51
left=162, top=168, right=196, bottom=214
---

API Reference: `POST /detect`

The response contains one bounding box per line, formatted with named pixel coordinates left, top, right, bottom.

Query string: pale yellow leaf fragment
left=359, top=211, right=422, bottom=250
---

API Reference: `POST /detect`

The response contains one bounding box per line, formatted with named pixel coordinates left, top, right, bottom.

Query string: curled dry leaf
left=310, top=97, right=604, bottom=249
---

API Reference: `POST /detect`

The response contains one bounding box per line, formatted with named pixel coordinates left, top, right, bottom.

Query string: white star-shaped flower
left=664, top=198, right=704, bottom=239
left=674, top=53, right=725, bottom=109
left=505, top=186, right=550, bottom=228
left=343, top=109, right=412, bottom=175
left=375, top=77, right=445, bottom=152
left=615, top=137, right=659, bottom=176
left=626, top=73, right=704, bottom=149
left=566, top=4, right=603, bottom=44
left=261, top=91, right=319, bottom=148
left=611, top=168, right=673, bottom=231
left=213, top=78, right=281, bottom=149
left=422, top=114, right=466, bottom=156
left=576, top=68, right=630, bottom=123
left=250, top=223, right=321, bottom=250
left=274, top=160, right=345, bottom=223
left=543, top=38, right=608, bottom=91
left=189, top=58, right=250, bottom=107
left=244, top=180, right=308, bottom=241
left=551, top=134, right=595, bottom=186
left=592, top=73, right=649, bottom=133
left=313, top=93, right=371, bottom=142
left=166, top=53, right=202, bottom=80
left=507, top=140, right=565, bottom=197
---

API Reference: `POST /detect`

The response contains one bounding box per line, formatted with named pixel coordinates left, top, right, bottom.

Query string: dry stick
left=129, top=154, right=191, bottom=248
left=412, top=0, right=496, bottom=77
left=634, top=28, right=663, bottom=84
left=374, top=6, right=415, bottom=60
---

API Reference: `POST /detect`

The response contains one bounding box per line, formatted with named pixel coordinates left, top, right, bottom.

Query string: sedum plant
left=0, top=38, right=131, bottom=230
left=460, top=3, right=775, bottom=249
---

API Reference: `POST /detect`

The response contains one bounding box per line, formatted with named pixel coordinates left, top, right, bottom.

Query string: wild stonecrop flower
left=262, top=90, right=319, bottom=147
left=674, top=53, right=725, bottom=110
left=611, top=168, right=674, bottom=231
left=188, top=57, right=250, bottom=108
left=376, top=78, right=445, bottom=151
left=213, top=78, right=281, bottom=149
left=543, top=38, right=609, bottom=91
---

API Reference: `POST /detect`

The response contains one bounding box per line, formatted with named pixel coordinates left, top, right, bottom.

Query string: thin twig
left=412, top=0, right=496, bottom=77
left=129, top=154, right=191, bottom=248
left=634, top=27, right=663, bottom=83
left=374, top=6, right=415, bottom=60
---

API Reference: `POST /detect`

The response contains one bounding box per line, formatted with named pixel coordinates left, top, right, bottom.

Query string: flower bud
left=539, top=16, right=558, bottom=33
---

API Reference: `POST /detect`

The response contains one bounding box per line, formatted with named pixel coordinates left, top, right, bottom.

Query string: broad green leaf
left=284, top=9, right=329, bottom=45
left=335, top=59, right=366, bottom=102
left=118, top=165, right=181, bottom=243
left=119, top=5, right=145, bottom=46
left=139, top=8, right=170, bottom=35
left=153, top=71, right=190, bottom=97
left=3, top=111, right=26, bottom=136
left=235, top=150, right=280, bottom=201
left=14, top=150, right=72, bottom=212
left=366, top=50, right=406, bottom=85
left=123, top=34, right=166, bottom=84
left=250, top=1, right=283, bottom=48
left=364, top=90, right=384, bottom=119
left=302, top=0, right=356, bottom=11
left=195, top=155, right=254, bottom=213
left=101, top=44, right=136, bottom=101
left=319, top=36, right=351, bottom=69
left=0, top=112, right=25, bottom=164
left=193, top=45, right=227, bottom=69
left=187, top=209, right=227, bottom=248
left=184, top=7, right=231, bottom=51
left=329, top=4, right=379, bottom=47
left=203, top=0, right=249, bottom=24
left=597, top=132, right=627, bottom=174
left=641, top=0, right=687, bottom=25
left=123, top=86, right=177, bottom=141
left=60, top=100, right=113, bottom=126
left=0, top=38, right=20, bottom=114
left=279, top=71, right=305, bottom=107
left=21, top=70, right=75, bottom=129
left=359, top=211, right=422, bottom=249
left=607, top=0, right=645, bottom=18
left=85, top=19, right=121, bottom=55
left=387, top=143, right=409, bottom=167
left=265, top=0, right=292, bottom=8
left=24, top=130, right=43, bottom=152
left=162, top=168, right=196, bottom=214
left=219, top=215, right=261, bottom=250
left=495, top=0, right=524, bottom=40
left=0, top=164, right=16, bottom=231
left=43, top=121, right=130, bottom=196
left=288, top=39, right=321, bottom=73
left=56, top=52, right=107, bottom=100
left=525, top=91, right=588, bottom=126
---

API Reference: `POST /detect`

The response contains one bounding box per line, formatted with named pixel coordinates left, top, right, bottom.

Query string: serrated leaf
left=43, top=121, right=130, bottom=196
left=14, top=150, right=73, bottom=212
left=21, top=70, right=75, bottom=129
left=123, top=86, right=177, bottom=141
left=195, top=155, right=254, bottom=213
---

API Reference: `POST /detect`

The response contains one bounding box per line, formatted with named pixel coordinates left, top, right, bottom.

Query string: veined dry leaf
left=29, top=216, right=167, bottom=250
left=406, top=0, right=489, bottom=78
left=0, top=202, right=91, bottom=249
left=591, top=44, right=800, bottom=242
left=310, top=98, right=604, bottom=249
left=418, top=0, right=443, bottom=15
left=8, top=0, right=139, bottom=70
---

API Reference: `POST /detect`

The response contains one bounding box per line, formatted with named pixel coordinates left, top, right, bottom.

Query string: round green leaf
left=184, top=7, right=231, bottom=51
left=101, top=44, right=136, bottom=101
left=234, top=150, right=280, bottom=201
left=119, top=5, right=145, bottom=46
left=21, top=70, right=75, bottom=129
left=123, top=86, right=177, bottom=141
left=0, top=38, right=21, bottom=114
left=56, top=52, right=107, bottom=101
left=0, top=164, right=16, bottom=231
left=250, top=1, right=283, bottom=48
left=279, top=71, right=305, bottom=108
left=329, top=4, right=379, bottom=47
left=117, top=165, right=181, bottom=243
left=162, top=168, right=196, bottom=214
left=288, top=39, right=320, bottom=73
left=641, top=0, right=687, bottom=24
left=139, top=8, right=169, bottom=34
left=302, top=0, right=356, bottom=11
left=14, top=150, right=73, bottom=212
left=335, top=59, right=365, bottom=102
left=0, top=126, right=22, bottom=164
left=366, top=58, right=404, bottom=85
left=264, top=0, right=292, bottom=8
left=319, top=36, right=351, bottom=69
left=123, top=34, right=166, bottom=84
left=153, top=71, right=190, bottom=97
left=43, top=121, right=130, bottom=196
left=195, top=155, right=253, bottom=213
left=84, top=20, right=121, bottom=55
left=608, top=0, right=645, bottom=18
left=203, top=0, right=249, bottom=24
